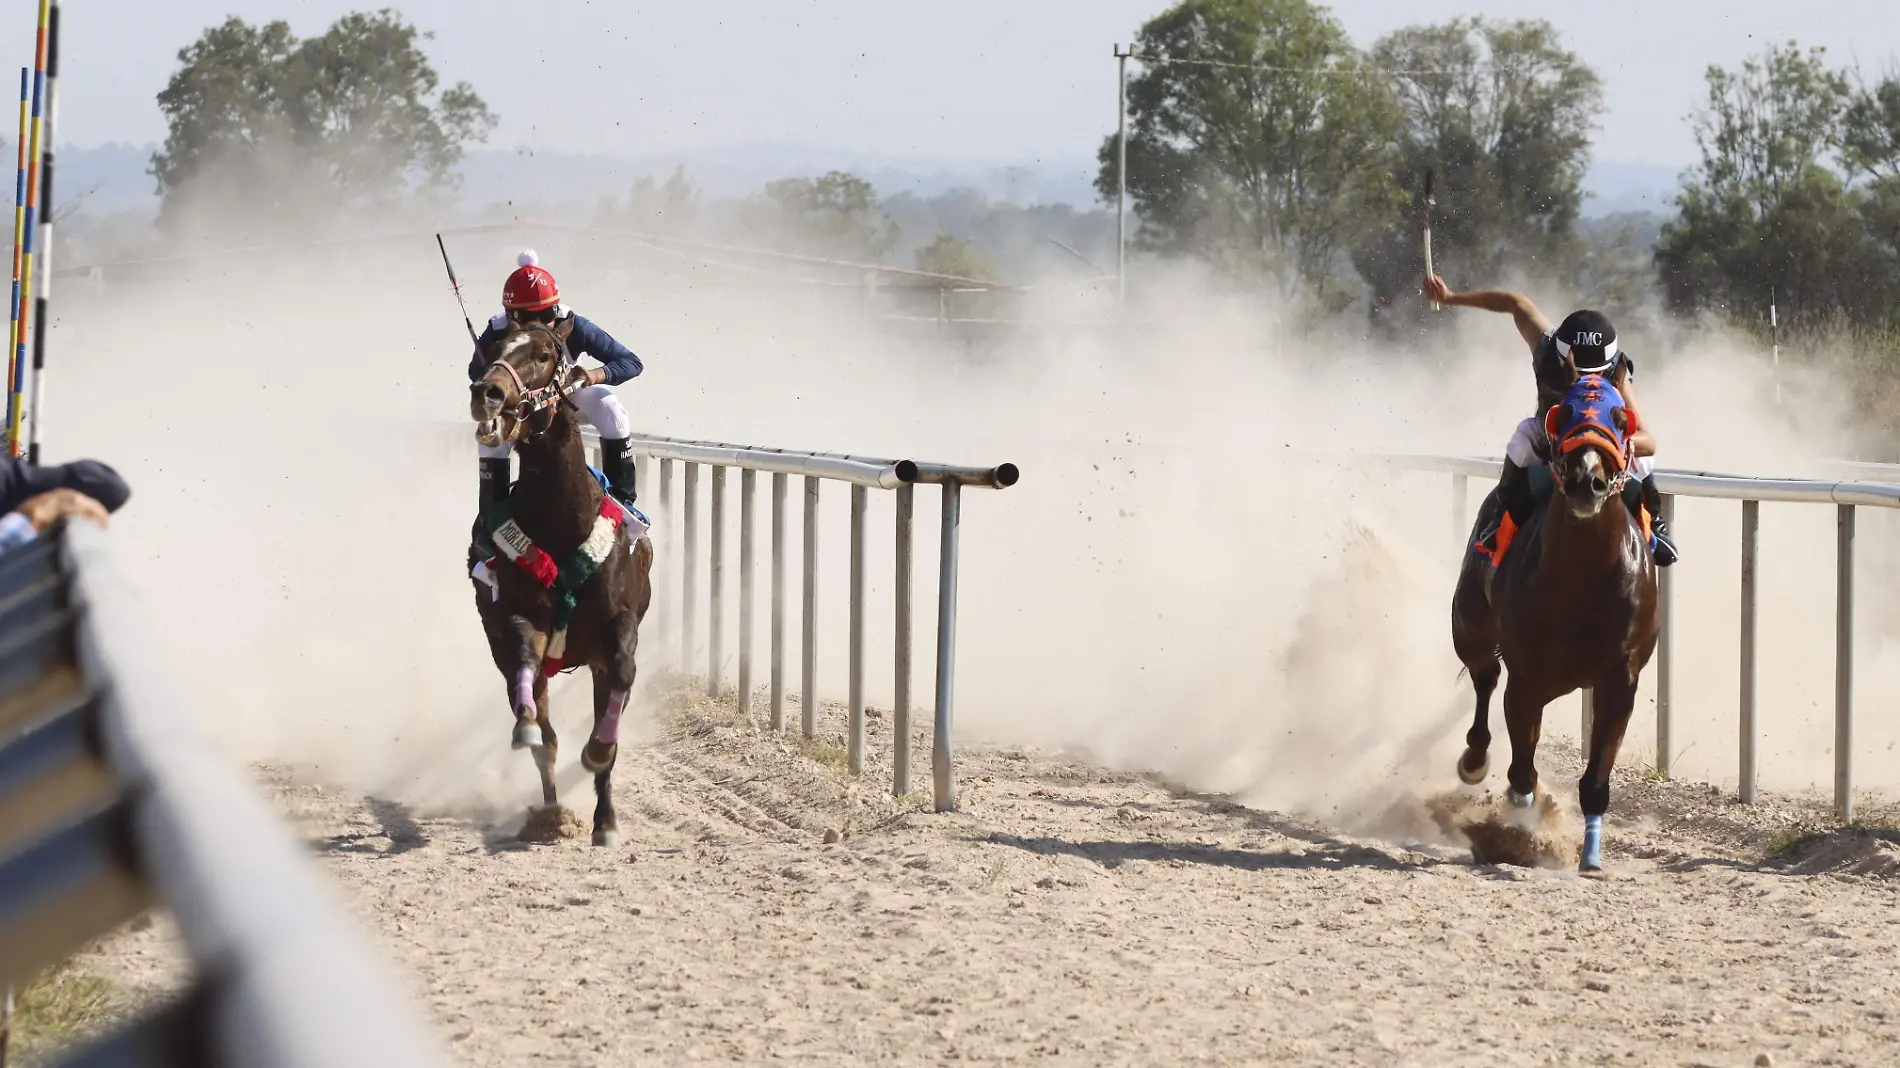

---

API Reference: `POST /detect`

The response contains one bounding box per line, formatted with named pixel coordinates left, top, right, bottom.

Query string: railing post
left=1837, top=503, right=1856, bottom=823
left=801, top=476, right=820, bottom=737
left=770, top=473, right=787, bottom=730
left=658, top=458, right=673, bottom=669
left=1655, top=492, right=1675, bottom=777
left=894, top=484, right=914, bottom=799
left=1740, top=499, right=1759, bottom=804
left=933, top=482, right=962, bottom=812
left=739, top=469, right=756, bottom=716
left=848, top=485, right=867, bottom=776
left=709, top=466, right=726, bottom=697
left=682, top=462, right=698, bottom=678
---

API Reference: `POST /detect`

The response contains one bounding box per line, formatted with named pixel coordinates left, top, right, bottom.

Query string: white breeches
left=1505, top=416, right=1656, bottom=480
left=478, top=385, right=630, bottom=459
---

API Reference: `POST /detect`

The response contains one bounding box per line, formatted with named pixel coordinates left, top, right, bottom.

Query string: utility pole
left=1114, top=43, right=1131, bottom=312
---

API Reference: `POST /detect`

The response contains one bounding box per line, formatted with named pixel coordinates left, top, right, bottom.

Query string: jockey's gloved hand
left=563, top=365, right=605, bottom=391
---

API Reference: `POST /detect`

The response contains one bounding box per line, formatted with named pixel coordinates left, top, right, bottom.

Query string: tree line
left=1100, top=0, right=1900, bottom=341
left=144, top=5, right=1900, bottom=342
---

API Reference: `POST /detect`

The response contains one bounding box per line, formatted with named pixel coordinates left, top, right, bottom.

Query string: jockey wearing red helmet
left=467, top=251, right=645, bottom=514
left=1423, top=272, right=1677, bottom=569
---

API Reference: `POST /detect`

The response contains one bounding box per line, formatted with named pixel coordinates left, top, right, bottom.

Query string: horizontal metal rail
left=620, top=431, right=1017, bottom=812
left=1376, top=452, right=1895, bottom=821
left=0, top=522, right=445, bottom=1067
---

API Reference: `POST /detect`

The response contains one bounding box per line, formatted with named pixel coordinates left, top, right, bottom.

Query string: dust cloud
left=42, top=222, right=1900, bottom=834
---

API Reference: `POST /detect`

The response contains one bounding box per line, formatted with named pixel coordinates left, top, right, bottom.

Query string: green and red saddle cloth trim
left=481, top=494, right=627, bottom=675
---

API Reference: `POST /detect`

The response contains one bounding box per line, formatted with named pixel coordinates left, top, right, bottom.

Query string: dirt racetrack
left=73, top=682, right=1900, bottom=1068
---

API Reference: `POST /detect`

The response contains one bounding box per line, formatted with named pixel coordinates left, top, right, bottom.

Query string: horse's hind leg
left=1451, top=566, right=1501, bottom=784
left=1577, top=673, right=1638, bottom=872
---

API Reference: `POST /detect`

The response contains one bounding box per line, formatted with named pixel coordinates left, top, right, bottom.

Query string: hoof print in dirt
left=518, top=805, right=585, bottom=843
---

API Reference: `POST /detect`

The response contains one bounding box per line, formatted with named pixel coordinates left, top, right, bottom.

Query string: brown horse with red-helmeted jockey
left=467, top=316, right=653, bottom=848
left=1449, top=370, right=1660, bottom=872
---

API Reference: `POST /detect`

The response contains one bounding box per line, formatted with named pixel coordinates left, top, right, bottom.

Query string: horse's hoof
left=1506, top=788, right=1536, bottom=810
left=1457, top=749, right=1489, bottom=785
left=592, top=827, right=620, bottom=849
left=511, top=719, right=537, bottom=750
left=581, top=740, right=618, bottom=774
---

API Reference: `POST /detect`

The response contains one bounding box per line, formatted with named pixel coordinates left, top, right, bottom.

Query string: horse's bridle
left=476, top=321, right=577, bottom=446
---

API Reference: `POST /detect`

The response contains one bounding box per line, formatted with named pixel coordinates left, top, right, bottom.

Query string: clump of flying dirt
left=517, top=804, right=586, bottom=843
left=1429, top=789, right=1580, bottom=868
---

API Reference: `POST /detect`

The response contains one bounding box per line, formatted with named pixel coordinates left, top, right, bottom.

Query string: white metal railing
left=0, top=522, right=444, bottom=1066
left=1379, top=453, right=1900, bottom=821
left=623, top=432, right=1018, bottom=812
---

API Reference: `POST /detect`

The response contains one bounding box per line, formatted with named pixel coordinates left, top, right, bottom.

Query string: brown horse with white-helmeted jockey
left=466, top=252, right=653, bottom=848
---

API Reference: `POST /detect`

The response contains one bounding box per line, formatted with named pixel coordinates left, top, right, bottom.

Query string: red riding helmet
left=502, top=250, right=559, bottom=311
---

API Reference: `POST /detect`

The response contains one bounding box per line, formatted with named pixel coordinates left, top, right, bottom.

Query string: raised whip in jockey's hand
left=466, top=251, right=645, bottom=516
left=1425, top=273, right=1677, bottom=569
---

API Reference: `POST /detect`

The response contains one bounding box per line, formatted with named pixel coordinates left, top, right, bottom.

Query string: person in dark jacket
left=467, top=251, right=644, bottom=514
left=0, top=455, right=131, bottom=551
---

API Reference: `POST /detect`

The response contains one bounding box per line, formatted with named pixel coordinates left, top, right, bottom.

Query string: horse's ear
left=1611, top=407, right=1630, bottom=435
left=553, top=316, right=577, bottom=343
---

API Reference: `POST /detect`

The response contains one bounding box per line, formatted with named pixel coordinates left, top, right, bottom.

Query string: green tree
left=1653, top=44, right=1891, bottom=325
left=1844, top=74, right=1900, bottom=269
left=1094, top=0, right=1404, bottom=302
left=151, top=9, right=494, bottom=236
left=749, top=170, right=899, bottom=261
left=913, top=233, right=996, bottom=280
left=1353, top=18, right=1603, bottom=325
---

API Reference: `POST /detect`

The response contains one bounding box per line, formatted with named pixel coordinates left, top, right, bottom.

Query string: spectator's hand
left=19, top=488, right=110, bottom=532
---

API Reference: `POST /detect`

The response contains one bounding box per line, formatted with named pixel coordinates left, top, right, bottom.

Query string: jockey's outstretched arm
left=1423, top=275, right=1551, bottom=353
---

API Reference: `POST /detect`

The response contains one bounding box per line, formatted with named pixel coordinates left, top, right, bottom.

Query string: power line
left=1124, top=51, right=1532, bottom=79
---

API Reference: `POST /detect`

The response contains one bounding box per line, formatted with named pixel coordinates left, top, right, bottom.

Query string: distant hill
left=37, top=140, right=1691, bottom=226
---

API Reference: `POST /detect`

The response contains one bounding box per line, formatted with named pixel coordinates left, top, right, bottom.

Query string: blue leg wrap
left=1580, top=814, right=1604, bottom=871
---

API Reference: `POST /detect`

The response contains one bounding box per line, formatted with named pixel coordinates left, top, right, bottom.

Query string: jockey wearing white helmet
left=467, top=250, right=644, bottom=514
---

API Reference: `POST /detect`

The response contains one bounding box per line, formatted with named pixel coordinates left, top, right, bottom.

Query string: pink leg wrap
left=593, top=689, right=630, bottom=745
left=514, top=666, right=536, bottom=717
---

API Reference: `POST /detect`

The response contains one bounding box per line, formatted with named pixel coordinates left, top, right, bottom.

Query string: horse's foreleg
left=1578, top=674, right=1638, bottom=872
left=582, top=611, right=638, bottom=847
left=506, top=616, right=542, bottom=750
left=1501, top=677, right=1546, bottom=808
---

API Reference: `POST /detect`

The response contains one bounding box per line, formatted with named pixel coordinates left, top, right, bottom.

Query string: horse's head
left=1544, top=373, right=1632, bottom=520
left=469, top=316, right=576, bottom=445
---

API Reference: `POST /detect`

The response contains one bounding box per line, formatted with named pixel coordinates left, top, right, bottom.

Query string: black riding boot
left=599, top=436, right=638, bottom=506
left=1642, top=475, right=1678, bottom=567
left=1476, top=459, right=1533, bottom=556
left=479, top=457, right=512, bottom=515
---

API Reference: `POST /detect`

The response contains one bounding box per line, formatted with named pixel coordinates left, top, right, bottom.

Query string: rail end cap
left=993, top=463, right=1020, bottom=488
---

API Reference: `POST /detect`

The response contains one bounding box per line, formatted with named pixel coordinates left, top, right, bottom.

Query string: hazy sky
left=56, top=0, right=1900, bottom=168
